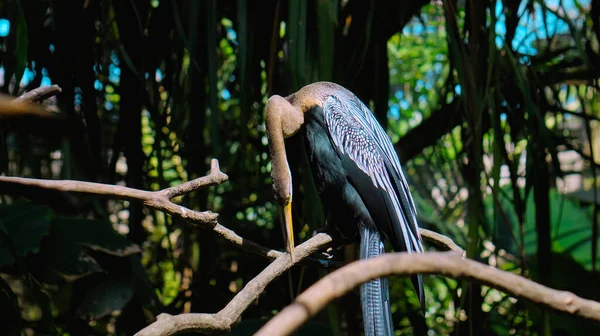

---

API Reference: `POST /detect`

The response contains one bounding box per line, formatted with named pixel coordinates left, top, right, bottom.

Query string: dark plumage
left=266, top=82, right=425, bottom=335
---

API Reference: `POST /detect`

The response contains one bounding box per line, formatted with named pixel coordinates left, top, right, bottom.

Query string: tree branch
left=13, top=85, right=63, bottom=104
left=133, top=229, right=463, bottom=335
left=0, top=157, right=468, bottom=336
left=419, top=228, right=464, bottom=254
left=0, top=85, right=63, bottom=119
left=134, top=233, right=333, bottom=336
left=0, top=159, right=227, bottom=224
left=257, top=251, right=600, bottom=335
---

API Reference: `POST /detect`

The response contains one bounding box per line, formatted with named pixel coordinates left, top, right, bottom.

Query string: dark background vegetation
left=1, top=0, right=599, bottom=335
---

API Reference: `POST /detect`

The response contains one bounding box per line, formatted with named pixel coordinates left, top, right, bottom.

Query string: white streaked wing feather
left=323, top=95, right=423, bottom=253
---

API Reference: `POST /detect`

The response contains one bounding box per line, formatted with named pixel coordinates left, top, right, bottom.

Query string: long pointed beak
left=281, top=199, right=295, bottom=262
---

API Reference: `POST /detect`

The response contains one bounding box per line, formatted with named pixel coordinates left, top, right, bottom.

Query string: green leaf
left=486, top=187, right=600, bottom=271
left=51, top=217, right=141, bottom=256
left=288, top=0, right=308, bottom=90
left=316, top=0, right=337, bottom=81
left=157, top=260, right=180, bottom=306
left=44, top=218, right=141, bottom=281
left=43, top=234, right=104, bottom=281
left=76, top=276, right=134, bottom=320
left=0, top=203, right=51, bottom=267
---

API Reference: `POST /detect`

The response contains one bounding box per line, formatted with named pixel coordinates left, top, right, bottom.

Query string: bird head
left=265, top=94, right=304, bottom=261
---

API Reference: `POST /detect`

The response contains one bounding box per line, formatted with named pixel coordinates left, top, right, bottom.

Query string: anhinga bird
left=266, top=81, right=424, bottom=335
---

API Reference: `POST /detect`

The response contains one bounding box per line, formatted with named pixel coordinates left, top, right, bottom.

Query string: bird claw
left=321, top=247, right=335, bottom=259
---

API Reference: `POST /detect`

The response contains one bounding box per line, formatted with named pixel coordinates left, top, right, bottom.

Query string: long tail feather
left=359, top=226, right=393, bottom=336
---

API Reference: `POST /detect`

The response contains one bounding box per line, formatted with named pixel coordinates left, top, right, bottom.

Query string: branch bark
left=0, top=85, right=63, bottom=119
left=0, top=159, right=227, bottom=224
left=0, top=158, right=467, bottom=336
left=134, top=233, right=333, bottom=336
left=14, top=85, right=63, bottom=104
left=257, top=252, right=600, bottom=336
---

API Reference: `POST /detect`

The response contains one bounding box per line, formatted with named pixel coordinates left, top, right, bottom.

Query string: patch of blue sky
left=93, top=63, right=103, bottom=74
left=110, top=64, right=121, bottom=77
left=19, top=67, right=35, bottom=87
left=495, top=0, right=589, bottom=55
left=395, top=90, right=404, bottom=100
left=424, top=80, right=433, bottom=90
left=404, top=21, right=425, bottom=35
left=221, top=88, right=231, bottom=100
left=389, top=104, right=400, bottom=118
left=109, top=63, right=120, bottom=84
left=94, top=79, right=103, bottom=91
left=111, top=50, right=120, bottom=66
left=415, top=79, right=425, bottom=92
left=40, top=68, right=51, bottom=86
left=226, top=28, right=238, bottom=46
left=74, top=87, right=83, bottom=106
left=0, top=19, right=10, bottom=37
left=455, top=84, right=462, bottom=95
left=41, top=76, right=52, bottom=87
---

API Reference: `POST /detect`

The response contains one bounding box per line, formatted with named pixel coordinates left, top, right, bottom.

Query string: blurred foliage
left=0, top=0, right=599, bottom=335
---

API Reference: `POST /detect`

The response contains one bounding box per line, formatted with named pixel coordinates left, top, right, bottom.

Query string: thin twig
left=257, top=252, right=600, bottom=336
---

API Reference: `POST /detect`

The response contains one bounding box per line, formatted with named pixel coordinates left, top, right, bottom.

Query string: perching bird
left=265, top=82, right=425, bottom=335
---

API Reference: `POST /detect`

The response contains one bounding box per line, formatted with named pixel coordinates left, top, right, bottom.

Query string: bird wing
left=323, top=94, right=423, bottom=254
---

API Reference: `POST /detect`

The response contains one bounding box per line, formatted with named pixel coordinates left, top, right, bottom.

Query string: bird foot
left=321, top=247, right=335, bottom=259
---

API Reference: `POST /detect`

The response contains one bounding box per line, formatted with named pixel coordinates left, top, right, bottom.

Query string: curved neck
left=265, top=96, right=293, bottom=203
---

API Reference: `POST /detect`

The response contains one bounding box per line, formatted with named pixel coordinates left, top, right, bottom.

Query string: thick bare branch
left=257, top=252, right=600, bottom=335
left=134, top=233, right=333, bottom=336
